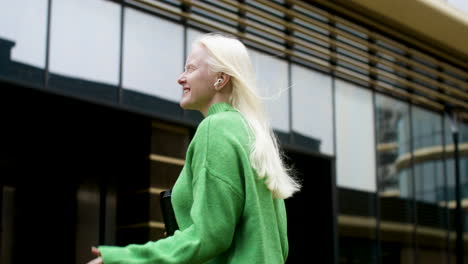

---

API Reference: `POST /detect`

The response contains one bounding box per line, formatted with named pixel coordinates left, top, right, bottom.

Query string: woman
left=87, top=33, right=300, bottom=264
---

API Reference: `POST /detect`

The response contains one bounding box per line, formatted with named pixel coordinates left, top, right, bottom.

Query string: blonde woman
left=87, top=33, right=300, bottom=264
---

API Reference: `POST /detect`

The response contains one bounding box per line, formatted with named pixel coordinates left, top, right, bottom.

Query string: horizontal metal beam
left=128, top=0, right=468, bottom=116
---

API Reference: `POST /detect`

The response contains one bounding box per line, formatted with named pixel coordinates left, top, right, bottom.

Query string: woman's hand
left=87, top=257, right=103, bottom=264
left=86, top=246, right=103, bottom=264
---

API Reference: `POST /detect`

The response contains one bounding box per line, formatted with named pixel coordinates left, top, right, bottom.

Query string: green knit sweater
left=99, top=102, right=289, bottom=264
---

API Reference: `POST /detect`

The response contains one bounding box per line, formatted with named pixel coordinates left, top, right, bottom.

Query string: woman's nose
left=177, top=74, right=185, bottom=85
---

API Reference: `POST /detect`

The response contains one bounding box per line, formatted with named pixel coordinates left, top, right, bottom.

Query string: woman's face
left=177, top=44, right=217, bottom=114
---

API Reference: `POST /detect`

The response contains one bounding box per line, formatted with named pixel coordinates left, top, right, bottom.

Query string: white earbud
left=214, top=79, right=223, bottom=86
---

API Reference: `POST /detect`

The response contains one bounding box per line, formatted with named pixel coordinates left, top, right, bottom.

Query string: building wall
left=1, top=1, right=468, bottom=264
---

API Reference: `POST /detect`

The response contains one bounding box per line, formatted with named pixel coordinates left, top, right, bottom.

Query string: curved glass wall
left=411, top=107, right=448, bottom=263
left=376, top=94, right=414, bottom=263
left=444, top=116, right=468, bottom=262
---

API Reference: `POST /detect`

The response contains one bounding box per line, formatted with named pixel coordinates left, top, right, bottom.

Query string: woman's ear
left=214, top=73, right=231, bottom=91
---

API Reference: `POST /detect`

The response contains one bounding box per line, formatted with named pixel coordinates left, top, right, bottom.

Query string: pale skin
left=87, top=247, right=102, bottom=264
left=86, top=44, right=232, bottom=264
left=177, top=44, right=232, bottom=116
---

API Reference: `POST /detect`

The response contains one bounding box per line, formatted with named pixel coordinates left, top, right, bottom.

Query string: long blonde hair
left=194, top=33, right=300, bottom=199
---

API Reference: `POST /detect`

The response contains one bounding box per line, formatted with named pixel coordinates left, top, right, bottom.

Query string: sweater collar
left=207, top=102, right=237, bottom=117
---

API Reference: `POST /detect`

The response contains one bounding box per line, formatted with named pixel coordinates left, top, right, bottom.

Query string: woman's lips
left=183, top=87, right=190, bottom=94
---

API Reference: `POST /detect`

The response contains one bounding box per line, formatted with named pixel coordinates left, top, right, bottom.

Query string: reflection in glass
left=412, top=107, right=443, bottom=150
left=414, top=161, right=442, bottom=203
left=444, top=118, right=468, bottom=240
left=412, top=107, right=444, bottom=202
left=0, top=0, right=47, bottom=87
left=249, top=49, right=289, bottom=133
left=376, top=95, right=410, bottom=196
left=399, top=168, right=412, bottom=198
left=376, top=94, right=415, bottom=264
left=49, top=0, right=120, bottom=85
left=335, top=79, right=375, bottom=191
left=186, top=29, right=205, bottom=55
left=336, top=80, right=377, bottom=263
left=0, top=0, right=48, bottom=67
left=291, top=64, right=333, bottom=155
left=411, top=107, right=448, bottom=263
left=123, top=8, right=183, bottom=101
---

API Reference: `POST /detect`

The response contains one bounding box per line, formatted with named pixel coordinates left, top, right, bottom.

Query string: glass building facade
left=1, top=0, right=467, bottom=263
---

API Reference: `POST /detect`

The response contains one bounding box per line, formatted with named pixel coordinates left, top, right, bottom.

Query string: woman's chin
left=179, top=98, right=189, bottom=109
left=179, top=100, right=194, bottom=110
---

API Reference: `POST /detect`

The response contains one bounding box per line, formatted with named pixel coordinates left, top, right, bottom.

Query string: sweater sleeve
left=98, top=117, right=245, bottom=264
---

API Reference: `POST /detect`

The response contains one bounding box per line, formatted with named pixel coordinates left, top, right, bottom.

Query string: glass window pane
left=49, top=0, right=120, bottom=85
left=291, top=64, right=333, bottom=155
left=249, top=49, right=289, bottom=132
left=0, top=0, right=47, bottom=67
left=445, top=117, right=468, bottom=242
left=186, top=28, right=205, bottom=55
left=398, top=168, right=412, bottom=197
left=123, top=8, right=183, bottom=102
left=335, top=79, right=375, bottom=191
left=412, top=106, right=448, bottom=263
left=376, top=94, right=411, bottom=196
left=412, top=107, right=442, bottom=149
left=336, top=80, right=377, bottom=264
left=0, top=0, right=47, bottom=86
left=460, top=122, right=468, bottom=143
left=447, top=0, right=468, bottom=13
left=375, top=94, right=415, bottom=264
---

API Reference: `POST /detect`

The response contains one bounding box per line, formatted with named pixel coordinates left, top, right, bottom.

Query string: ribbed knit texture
left=99, top=102, right=288, bottom=264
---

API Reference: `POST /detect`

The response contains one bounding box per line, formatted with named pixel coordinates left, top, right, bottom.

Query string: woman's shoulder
left=208, top=110, right=244, bottom=126
left=198, top=111, right=250, bottom=141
